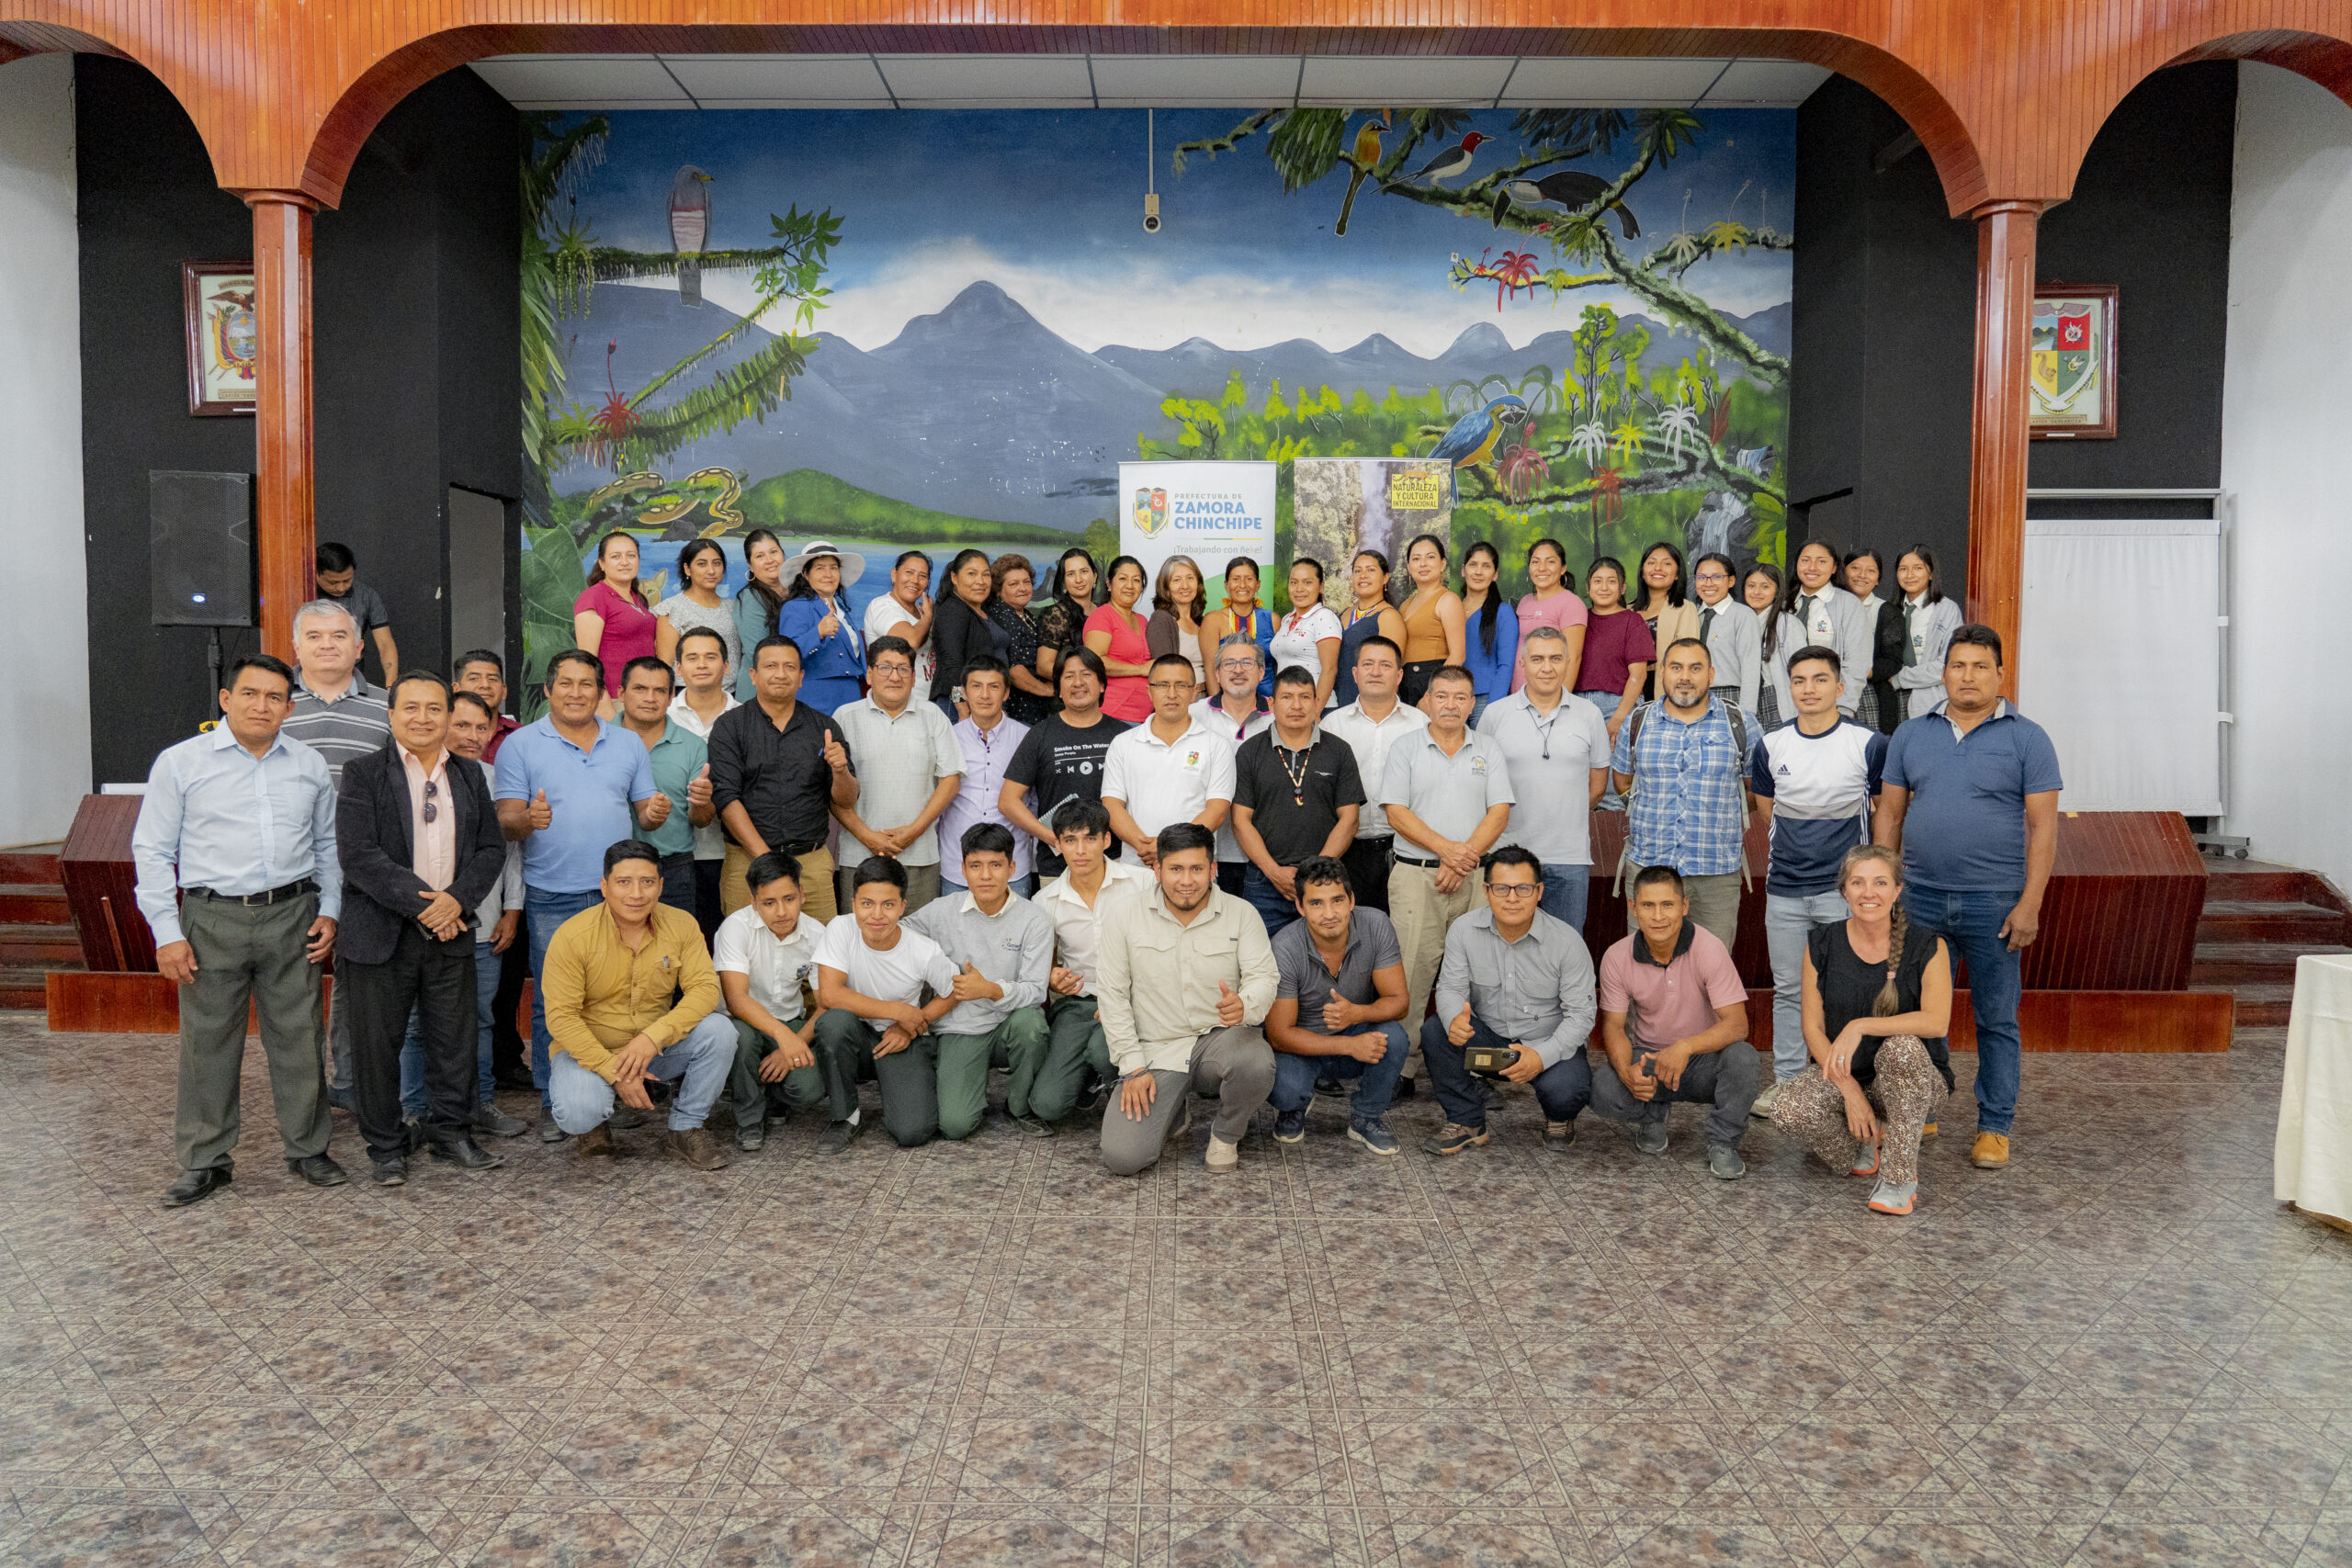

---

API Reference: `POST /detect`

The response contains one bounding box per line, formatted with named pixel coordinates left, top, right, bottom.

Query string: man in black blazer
left=337, top=673, right=511, bottom=1185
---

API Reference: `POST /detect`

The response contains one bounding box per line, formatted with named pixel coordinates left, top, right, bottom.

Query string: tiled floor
left=2, top=1015, right=2348, bottom=1567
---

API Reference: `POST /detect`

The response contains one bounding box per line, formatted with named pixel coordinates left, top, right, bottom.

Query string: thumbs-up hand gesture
left=1448, top=1004, right=1476, bottom=1047
left=641, top=789, right=672, bottom=827
left=527, top=788, right=553, bottom=831
left=821, top=728, right=848, bottom=773
left=686, top=763, right=712, bottom=807
left=950, top=959, right=1002, bottom=1003
left=1216, top=976, right=1244, bottom=1027
left=1323, top=987, right=1363, bottom=1032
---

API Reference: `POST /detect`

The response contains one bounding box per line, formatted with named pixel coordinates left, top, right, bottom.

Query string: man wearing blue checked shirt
left=133, top=654, right=349, bottom=1208
left=1609, top=637, right=1765, bottom=952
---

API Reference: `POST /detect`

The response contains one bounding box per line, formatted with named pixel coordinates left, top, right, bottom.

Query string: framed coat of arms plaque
left=183, top=260, right=258, bottom=416
left=2030, top=283, right=2118, bottom=440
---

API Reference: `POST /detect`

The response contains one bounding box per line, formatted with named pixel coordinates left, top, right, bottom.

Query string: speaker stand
left=206, top=627, right=223, bottom=726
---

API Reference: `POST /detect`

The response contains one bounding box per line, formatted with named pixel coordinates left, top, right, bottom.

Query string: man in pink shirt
left=1594, top=863, right=1759, bottom=1178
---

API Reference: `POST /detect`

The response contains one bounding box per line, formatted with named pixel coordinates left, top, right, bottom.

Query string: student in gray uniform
left=906, top=824, right=1057, bottom=1137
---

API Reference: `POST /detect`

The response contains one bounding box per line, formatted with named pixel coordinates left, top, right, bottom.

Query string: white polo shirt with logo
left=1100, top=715, right=1238, bottom=840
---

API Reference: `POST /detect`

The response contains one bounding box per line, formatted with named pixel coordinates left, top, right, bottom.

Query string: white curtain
left=2018, top=518, right=2222, bottom=814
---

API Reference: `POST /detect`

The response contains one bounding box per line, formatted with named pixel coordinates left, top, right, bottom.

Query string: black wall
left=77, top=57, right=519, bottom=785
left=1789, top=62, right=2238, bottom=594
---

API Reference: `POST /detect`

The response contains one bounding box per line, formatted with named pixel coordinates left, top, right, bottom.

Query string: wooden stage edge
left=45, top=973, right=2233, bottom=1053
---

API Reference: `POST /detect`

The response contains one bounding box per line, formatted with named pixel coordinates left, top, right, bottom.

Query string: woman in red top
left=572, top=531, right=659, bottom=717
left=1082, top=556, right=1155, bottom=722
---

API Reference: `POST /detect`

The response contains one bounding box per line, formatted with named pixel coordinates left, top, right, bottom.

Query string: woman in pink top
left=571, top=531, right=660, bottom=716
left=1082, top=555, right=1156, bottom=722
left=1512, top=536, right=1588, bottom=693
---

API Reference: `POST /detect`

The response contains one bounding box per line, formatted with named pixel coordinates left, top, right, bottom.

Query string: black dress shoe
left=425, top=1135, right=504, bottom=1171
left=287, top=1153, right=349, bottom=1188
left=493, top=1065, right=537, bottom=1092
left=369, top=1156, right=408, bottom=1187
left=162, top=1166, right=232, bottom=1208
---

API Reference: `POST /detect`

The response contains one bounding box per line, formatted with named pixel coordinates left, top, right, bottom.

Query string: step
left=2196, top=901, right=2350, bottom=945
left=2198, top=982, right=2292, bottom=1027
left=0, top=846, right=61, bottom=884
left=0, top=964, right=53, bottom=1010
left=0, top=885, right=69, bottom=926
left=0, top=923, right=82, bottom=964
left=2188, top=942, right=2352, bottom=986
left=2203, top=866, right=2323, bottom=903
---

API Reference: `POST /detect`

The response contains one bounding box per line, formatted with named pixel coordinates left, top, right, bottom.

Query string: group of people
left=131, top=532, right=2058, bottom=1223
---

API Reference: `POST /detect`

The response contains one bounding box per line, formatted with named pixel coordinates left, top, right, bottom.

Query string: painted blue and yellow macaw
left=1427, top=394, right=1532, bottom=499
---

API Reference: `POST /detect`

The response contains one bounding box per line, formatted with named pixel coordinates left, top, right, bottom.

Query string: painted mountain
left=556, top=279, right=1793, bottom=533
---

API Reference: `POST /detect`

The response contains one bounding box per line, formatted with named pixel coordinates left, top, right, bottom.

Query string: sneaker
left=574, top=1123, right=616, bottom=1158
left=1868, top=1179, right=1917, bottom=1215
left=326, top=1086, right=356, bottom=1113
left=1544, top=1120, right=1577, bottom=1153
left=818, top=1119, right=865, bottom=1156
left=1394, top=1077, right=1418, bottom=1101
left=1422, top=1122, right=1490, bottom=1156
left=1708, top=1145, right=1747, bottom=1180
left=1749, top=1079, right=1780, bottom=1118
left=735, top=1120, right=765, bottom=1153
left=1922, top=1121, right=1939, bottom=1138
left=1315, top=1076, right=1342, bottom=1098
left=1167, top=1097, right=1193, bottom=1145
left=1971, top=1132, right=2011, bottom=1170
left=1849, top=1140, right=1880, bottom=1178
left=1634, top=1118, right=1668, bottom=1156
left=1204, top=1133, right=1239, bottom=1172
left=1010, top=1112, right=1057, bottom=1139
left=1077, top=1081, right=1106, bottom=1113
left=608, top=1106, right=649, bottom=1132
left=537, top=1116, right=568, bottom=1145
left=368, top=1156, right=407, bottom=1187
left=670, top=1127, right=730, bottom=1171
left=473, top=1104, right=527, bottom=1139
left=1273, top=1108, right=1307, bottom=1145
left=1347, top=1117, right=1399, bottom=1156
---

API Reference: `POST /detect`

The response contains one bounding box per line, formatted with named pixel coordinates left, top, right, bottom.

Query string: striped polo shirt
left=1749, top=716, right=1886, bottom=897
left=283, top=676, right=390, bottom=784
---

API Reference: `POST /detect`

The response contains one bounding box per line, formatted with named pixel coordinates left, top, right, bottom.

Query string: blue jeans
left=1270, top=1021, right=1408, bottom=1120
left=547, top=1012, right=735, bottom=1134
left=1420, top=1014, right=1592, bottom=1131
left=526, top=886, right=604, bottom=1107
left=1240, top=864, right=1301, bottom=938
left=1904, top=885, right=2023, bottom=1134
left=1765, top=890, right=1850, bottom=1082
left=1538, top=865, right=1590, bottom=932
left=399, top=941, right=504, bottom=1117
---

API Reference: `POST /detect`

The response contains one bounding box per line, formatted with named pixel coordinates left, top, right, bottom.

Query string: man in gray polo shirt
left=1420, top=847, right=1598, bottom=1156
left=1380, top=664, right=1515, bottom=1082
left=1477, top=626, right=1611, bottom=931
left=1264, top=856, right=1408, bottom=1154
left=829, top=636, right=962, bottom=913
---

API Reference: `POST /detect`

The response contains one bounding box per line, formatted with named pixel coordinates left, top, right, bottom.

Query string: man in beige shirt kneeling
left=1095, top=822, right=1278, bottom=1174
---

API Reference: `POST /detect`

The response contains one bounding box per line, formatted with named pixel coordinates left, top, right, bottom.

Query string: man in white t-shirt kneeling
left=716, top=850, right=828, bottom=1153
left=810, top=855, right=967, bottom=1152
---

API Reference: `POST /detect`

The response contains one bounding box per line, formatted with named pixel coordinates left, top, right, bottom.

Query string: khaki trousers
left=720, top=841, right=837, bottom=925
left=1387, top=861, right=1487, bottom=1075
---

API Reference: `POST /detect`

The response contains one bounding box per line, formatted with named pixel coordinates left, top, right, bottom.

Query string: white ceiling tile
left=1498, top=57, right=1728, bottom=106
left=1702, top=59, right=1834, bottom=105
left=695, top=100, right=902, bottom=111
left=892, top=98, right=1094, bottom=109
left=663, top=56, right=889, bottom=100
left=1089, top=55, right=1300, bottom=106
left=1297, top=56, right=1515, bottom=106
left=875, top=55, right=1096, bottom=101
left=467, top=57, right=691, bottom=103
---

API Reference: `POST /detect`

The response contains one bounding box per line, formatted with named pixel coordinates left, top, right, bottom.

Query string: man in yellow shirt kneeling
left=542, top=839, right=735, bottom=1168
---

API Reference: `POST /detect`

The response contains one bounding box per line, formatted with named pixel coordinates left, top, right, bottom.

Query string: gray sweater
left=905, top=890, right=1056, bottom=1036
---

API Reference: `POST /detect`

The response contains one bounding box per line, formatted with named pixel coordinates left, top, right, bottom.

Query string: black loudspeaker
left=151, top=470, right=256, bottom=627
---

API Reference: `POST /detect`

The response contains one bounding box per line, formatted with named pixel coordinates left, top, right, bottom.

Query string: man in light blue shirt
left=132, top=654, right=347, bottom=1207
left=492, top=649, right=663, bottom=1139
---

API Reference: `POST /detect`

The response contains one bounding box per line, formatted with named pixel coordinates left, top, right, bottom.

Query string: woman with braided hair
left=1770, top=844, right=1953, bottom=1214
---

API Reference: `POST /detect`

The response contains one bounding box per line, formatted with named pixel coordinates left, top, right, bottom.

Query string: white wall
left=0, top=53, right=93, bottom=845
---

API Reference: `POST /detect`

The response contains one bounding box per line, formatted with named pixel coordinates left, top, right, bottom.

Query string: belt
left=773, top=839, right=821, bottom=857
left=191, top=877, right=317, bottom=906
left=1392, top=852, right=1443, bottom=869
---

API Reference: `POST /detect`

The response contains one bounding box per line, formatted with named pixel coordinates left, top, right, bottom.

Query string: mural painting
left=519, top=104, right=1792, bottom=694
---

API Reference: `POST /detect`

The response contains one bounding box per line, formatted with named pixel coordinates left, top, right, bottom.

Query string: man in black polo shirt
left=709, top=637, right=861, bottom=925
left=1231, top=665, right=1365, bottom=937
left=1000, top=648, right=1132, bottom=878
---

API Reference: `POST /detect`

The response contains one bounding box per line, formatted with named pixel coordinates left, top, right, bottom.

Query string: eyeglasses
left=1487, top=882, right=1541, bottom=898
left=1694, top=570, right=1732, bottom=583
left=1148, top=680, right=1193, bottom=693
left=422, top=777, right=439, bottom=824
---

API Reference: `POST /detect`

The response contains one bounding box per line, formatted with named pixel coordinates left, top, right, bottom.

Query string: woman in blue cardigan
left=775, top=540, right=868, bottom=715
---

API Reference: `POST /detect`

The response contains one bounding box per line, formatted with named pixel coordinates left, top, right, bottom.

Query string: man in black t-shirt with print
left=1232, top=666, right=1365, bottom=938
left=1001, top=649, right=1132, bottom=878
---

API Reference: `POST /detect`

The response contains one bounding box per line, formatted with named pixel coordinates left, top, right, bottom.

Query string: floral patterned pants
left=1769, top=1034, right=1943, bottom=1186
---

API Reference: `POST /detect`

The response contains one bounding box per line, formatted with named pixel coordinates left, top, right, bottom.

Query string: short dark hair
left=222, top=652, right=295, bottom=694
left=455, top=649, right=503, bottom=679
left=745, top=851, right=803, bottom=895
left=1054, top=797, right=1113, bottom=840
left=1271, top=665, right=1318, bottom=695
left=963, top=654, right=1009, bottom=683
left=867, top=635, right=915, bottom=668
left=960, top=822, right=1017, bottom=862
left=451, top=690, right=497, bottom=723
left=1484, top=845, right=1544, bottom=883
left=390, top=671, right=451, bottom=705
left=1354, top=635, right=1402, bottom=667
left=621, top=655, right=673, bottom=692
left=314, top=541, right=356, bottom=574
left=1294, top=855, right=1353, bottom=899
left=1660, top=636, right=1711, bottom=663
left=752, top=635, right=800, bottom=668
left=547, top=648, right=604, bottom=687
left=1948, top=623, right=2005, bottom=667
left=1057, top=647, right=1109, bottom=694
left=852, top=855, right=909, bottom=895
left=603, top=839, right=662, bottom=876
left=1428, top=664, right=1476, bottom=691
left=1787, top=644, right=1842, bottom=678
left=1156, top=822, right=1217, bottom=862
left=1148, top=653, right=1197, bottom=681
left=1631, top=863, right=1686, bottom=897
left=676, top=626, right=729, bottom=659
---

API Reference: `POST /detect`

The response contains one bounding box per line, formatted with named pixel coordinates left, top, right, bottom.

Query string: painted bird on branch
left=1334, top=113, right=1390, bottom=237
left=1403, top=130, right=1490, bottom=187
left=1494, top=170, right=1641, bottom=238
left=1426, top=394, right=1532, bottom=500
